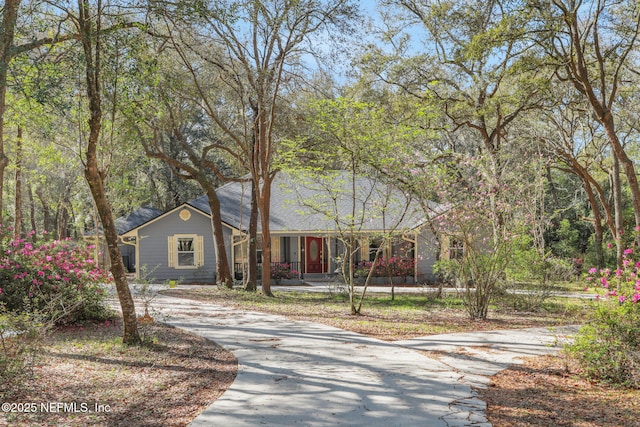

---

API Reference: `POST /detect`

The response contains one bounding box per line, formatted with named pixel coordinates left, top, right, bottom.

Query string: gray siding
left=139, top=207, right=216, bottom=283
left=119, top=243, right=136, bottom=273
left=416, top=228, right=439, bottom=283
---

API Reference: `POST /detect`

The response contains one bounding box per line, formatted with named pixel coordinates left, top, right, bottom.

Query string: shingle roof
left=115, top=206, right=163, bottom=234
left=191, top=172, right=431, bottom=233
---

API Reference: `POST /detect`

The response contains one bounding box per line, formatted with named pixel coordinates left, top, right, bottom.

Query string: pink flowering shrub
left=584, top=247, right=640, bottom=306
left=270, top=262, right=299, bottom=281
left=568, top=248, right=640, bottom=388
left=0, top=226, right=112, bottom=324
left=355, top=257, right=416, bottom=278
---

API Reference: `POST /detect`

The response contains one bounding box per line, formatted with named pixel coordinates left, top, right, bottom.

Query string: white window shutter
left=360, top=238, right=369, bottom=261
left=196, top=236, right=204, bottom=267
left=271, top=237, right=281, bottom=262
left=168, top=236, right=176, bottom=267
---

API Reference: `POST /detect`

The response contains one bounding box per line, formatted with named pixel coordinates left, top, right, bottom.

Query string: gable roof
left=188, top=172, right=431, bottom=233
left=115, top=206, right=163, bottom=234
left=118, top=172, right=437, bottom=235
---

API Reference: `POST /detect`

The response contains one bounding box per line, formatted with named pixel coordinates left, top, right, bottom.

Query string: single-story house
left=116, top=206, right=163, bottom=273
left=117, top=172, right=452, bottom=284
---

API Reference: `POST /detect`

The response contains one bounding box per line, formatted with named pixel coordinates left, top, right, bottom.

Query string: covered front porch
left=231, top=233, right=419, bottom=283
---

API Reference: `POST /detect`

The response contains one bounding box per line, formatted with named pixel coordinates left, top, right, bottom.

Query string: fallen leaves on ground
left=478, top=354, right=640, bottom=427
left=1, top=320, right=237, bottom=427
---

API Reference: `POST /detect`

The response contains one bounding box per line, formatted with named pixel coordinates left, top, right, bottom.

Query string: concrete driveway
left=133, top=289, right=576, bottom=427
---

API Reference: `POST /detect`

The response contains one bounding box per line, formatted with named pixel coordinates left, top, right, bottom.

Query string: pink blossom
left=633, top=294, right=640, bottom=303
left=601, top=277, right=609, bottom=288
left=624, top=248, right=634, bottom=255
left=607, top=243, right=613, bottom=249
left=619, top=295, right=627, bottom=303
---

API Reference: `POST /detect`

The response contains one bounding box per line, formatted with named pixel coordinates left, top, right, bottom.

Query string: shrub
left=567, top=303, right=640, bottom=388
left=0, top=226, right=113, bottom=324
left=355, top=257, right=416, bottom=278
left=271, top=262, right=298, bottom=281
left=0, top=305, right=47, bottom=399
left=569, top=249, right=640, bottom=388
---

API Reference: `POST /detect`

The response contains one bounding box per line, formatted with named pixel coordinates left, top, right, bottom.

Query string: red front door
left=305, top=237, right=325, bottom=274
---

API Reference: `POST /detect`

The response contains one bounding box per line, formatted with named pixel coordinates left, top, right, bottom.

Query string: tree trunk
left=583, top=177, right=605, bottom=268
left=85, top=164, right=141, bottom=345
left=78, top=0, right=139, bottom=345
left=0, top=0, right=20, bottom=224
left=611, top=156, right=624, bottom=269
left=27, top=184, right=36, bottom=235
left=245, top=179, right=258, bottom=291
left=203, top=183, right=233, bottom=288
left=36, top=186, right=52, bottom=236
left=602, top=114, right=640, bottom=238
left=13, top=125, right=22, bottom=238
left=57, top=192, right=71, bottom=240
left=259, top=176, right=274, bottom=297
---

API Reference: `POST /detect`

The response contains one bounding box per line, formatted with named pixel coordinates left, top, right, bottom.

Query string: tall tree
left=283, top=97, right=417, bottom=313
left=533, top=95, right=617, bottom=267
left=73, top=0, right=140, bottom=345
left=0, top=0, right=21, bottom=222
left=372, top=0, right=550, bottom=244
left=537, top=0, right=640, bottom=234
left=153, top=0, right=358, bottom=296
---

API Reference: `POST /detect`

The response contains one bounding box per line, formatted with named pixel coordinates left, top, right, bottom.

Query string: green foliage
left=567, top=303, right=640, bottom=389
left=501, top=235, right=576, bottom=311
left=0, top=226, right=113, bottom=325
left=0, top=306, right=47, bottom=399
left=552, top=219, right=586, bottom=259
left=435, top=242, right=512, bottom=320
left=569, top=250, right=640, bottom=388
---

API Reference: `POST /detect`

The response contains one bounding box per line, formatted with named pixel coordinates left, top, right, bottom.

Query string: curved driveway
left=140, top=290, right=576, bottom=427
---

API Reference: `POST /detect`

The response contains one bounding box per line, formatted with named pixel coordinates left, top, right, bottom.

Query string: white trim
left=171, top=234, right=201, bottom=270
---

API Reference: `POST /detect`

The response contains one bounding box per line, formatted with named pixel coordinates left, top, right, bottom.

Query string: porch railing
left=234, top=261, right=302, bottom=280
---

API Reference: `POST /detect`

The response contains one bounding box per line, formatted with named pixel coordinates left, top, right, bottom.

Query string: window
left=369, top=238, right=383, bottom=261
left=177, top=237, right=195, bottom=267
left=168, top=235, right=204, bottom=269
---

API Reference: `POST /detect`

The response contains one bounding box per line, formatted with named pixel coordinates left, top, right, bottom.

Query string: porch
left=232, top=234, right=419, bottom=283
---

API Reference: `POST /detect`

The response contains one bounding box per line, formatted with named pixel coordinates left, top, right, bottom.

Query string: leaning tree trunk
left=85, top=163, right=141, bottom=345
left=583, top=179, right=605, bottom=269
left=78, top=0, right=140, bottom=345
left=602, top=114, right=640, bottom=241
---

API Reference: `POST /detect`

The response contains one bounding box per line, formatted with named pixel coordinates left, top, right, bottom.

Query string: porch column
left=326, top=236, right=331, bottom=274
